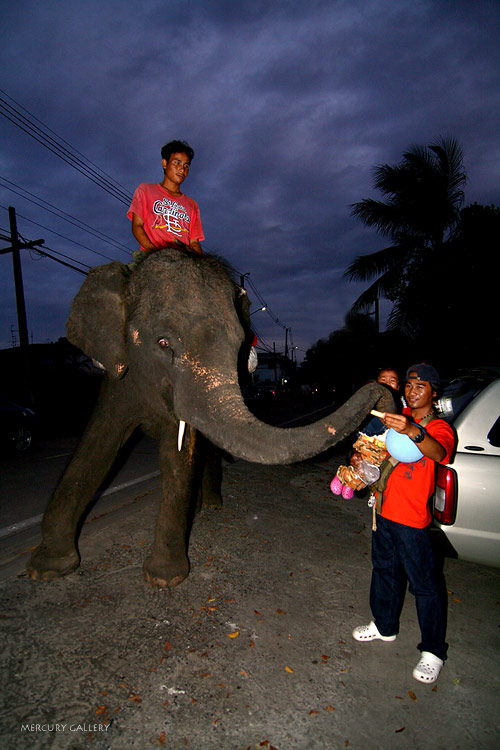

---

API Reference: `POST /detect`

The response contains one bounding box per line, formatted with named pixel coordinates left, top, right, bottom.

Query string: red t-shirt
left=127, top=182, right=204, bottom=249
left=381, top=414, right=455, bottom=529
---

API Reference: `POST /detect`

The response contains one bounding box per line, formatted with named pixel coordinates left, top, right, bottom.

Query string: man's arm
left=383, top=413, right=446, bottom=462
left=131, top=213, right=156, bottom=251
left=189, top=239, right=203, bottom=255
left=132, top=213, right=202, bottom=254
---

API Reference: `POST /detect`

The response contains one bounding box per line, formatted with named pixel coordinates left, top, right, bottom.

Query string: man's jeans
left=370, top=514, right=448, bottom=661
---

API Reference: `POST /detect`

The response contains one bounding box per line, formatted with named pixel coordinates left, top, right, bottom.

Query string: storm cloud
left=1, top=0, right=499, bottom=356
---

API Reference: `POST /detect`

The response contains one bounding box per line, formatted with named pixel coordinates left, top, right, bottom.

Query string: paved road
left=0, top=397, right=335, bottom=542
left=0, top=431, right=159, bottom=537
left=1, top=445, right=499, bottom=749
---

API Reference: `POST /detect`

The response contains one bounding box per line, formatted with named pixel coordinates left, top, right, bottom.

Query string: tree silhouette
left=300, top=311, right=411, bottom=399
left=344, top=136, right=467, bottom=337
left=416, top=202, right=500, bottom=362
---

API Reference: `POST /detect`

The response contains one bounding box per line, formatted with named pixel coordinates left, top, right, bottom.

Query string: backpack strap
left=372, top=412, right=438, bottom=498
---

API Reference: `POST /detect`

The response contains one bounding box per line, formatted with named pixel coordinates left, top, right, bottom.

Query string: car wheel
left=12, top=427, right=32, bottom=452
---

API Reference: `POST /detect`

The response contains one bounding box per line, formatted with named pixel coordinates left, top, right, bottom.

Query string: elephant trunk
left=174, top=376, right=395, bottom=465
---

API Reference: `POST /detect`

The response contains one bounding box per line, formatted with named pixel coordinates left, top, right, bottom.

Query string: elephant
left=27, top=245, right=395, bottom=588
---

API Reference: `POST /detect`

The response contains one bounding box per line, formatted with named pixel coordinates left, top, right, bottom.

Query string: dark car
left=0, top=394, right=35, bottom=452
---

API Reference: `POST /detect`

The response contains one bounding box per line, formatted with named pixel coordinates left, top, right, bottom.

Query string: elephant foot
left=26, top=544, right=80, bottom=581
left=197, top=492, right=222, bottom=511
left=201, top=492, right=223, bottom=509
left=143, top=552, right=190, bottom=589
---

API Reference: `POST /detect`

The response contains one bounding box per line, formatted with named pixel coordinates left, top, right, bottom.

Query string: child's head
left=377, top=368, right=400, bottom=391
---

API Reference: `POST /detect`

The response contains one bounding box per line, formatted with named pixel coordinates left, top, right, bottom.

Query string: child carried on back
left=330, top=368, right=401, bottom=499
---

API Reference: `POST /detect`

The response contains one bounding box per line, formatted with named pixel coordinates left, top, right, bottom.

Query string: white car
left=432, top=371, right=500, bottom=568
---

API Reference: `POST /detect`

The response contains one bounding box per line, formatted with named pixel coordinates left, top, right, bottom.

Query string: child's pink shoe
left=330, top=475, right=343, bottom=495
left=342, top=485, right=355, bottom=499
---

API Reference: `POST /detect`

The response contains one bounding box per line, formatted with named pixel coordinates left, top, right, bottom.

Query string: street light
left=250, top=306, right=267, bottom=316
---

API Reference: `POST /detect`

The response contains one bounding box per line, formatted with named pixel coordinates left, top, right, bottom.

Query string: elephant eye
left=158, top=337, right=169, bottom=349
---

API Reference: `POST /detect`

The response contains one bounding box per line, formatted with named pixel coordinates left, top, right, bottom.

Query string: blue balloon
left=385, top=428, right=423, bottom=463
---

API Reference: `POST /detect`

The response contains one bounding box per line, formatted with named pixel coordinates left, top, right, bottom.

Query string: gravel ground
left=1, top=454, right=499, bottom=750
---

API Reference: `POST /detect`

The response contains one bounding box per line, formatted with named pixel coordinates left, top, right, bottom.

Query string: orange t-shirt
left=381, top=416, right=455, bottom=529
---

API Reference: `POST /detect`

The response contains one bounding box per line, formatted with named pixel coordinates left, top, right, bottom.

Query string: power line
left=3, top=210, right=294, bottom=351
left=0, top=91, right=132, bottom=205
left=23, top=238, right=91, bottom=271
left=251, top=332, right=276, bottom=354
left=245, top=275, right=289, bottom=330
left=0, top=176, right=131, bottom=256
left=237, top=270, right=285, bottom=329
left=0, top=91, right=299, bottom=352
left=0, top=89, right=131, bottom=195
left=0, top=98, right=294, bottom=345
left=0, top=205, right=118, bottom=262
left=236, top=270, right=293, bottom=354
left=1, top=210, right=89, bottom=277
left=0, top=104, right=130, bottom=204
left=31, top=245, right=88, bottom=275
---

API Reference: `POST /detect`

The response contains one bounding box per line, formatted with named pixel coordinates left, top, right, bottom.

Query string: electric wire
left=0, top=105, right=131, bottom=204
left=0, top=89, right=131, bottom=195
left=235, top=269, right=293, bottom=355
left=16, top=230, right=92, bottom=272
left=0, top=90, right=296, bottom=352
left=30, top=246, right=88, bottom=275
left=2, top=203, right=293, bottom=352
left=0, top=176, right=131, bottom=256
left=0, top=92, right=132, bottom=205
left=0, top=93, right=132, bottom=202
left=246, top=275, right=288, bottom=330
left=1, top=215, right=90, bottom=275
left=0, top=205, right=117, bottom=262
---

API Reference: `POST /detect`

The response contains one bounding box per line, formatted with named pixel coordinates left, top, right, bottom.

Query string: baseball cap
left=405, top=363, right=440, bottom=388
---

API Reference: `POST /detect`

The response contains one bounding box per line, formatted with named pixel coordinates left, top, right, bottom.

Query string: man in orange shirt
left=352, top=363, right=455, bottom=684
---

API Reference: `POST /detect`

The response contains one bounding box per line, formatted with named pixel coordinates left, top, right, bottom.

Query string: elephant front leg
left=143, top=426, right=197, bottom=588
left=27, top=378, right=138, bottom=581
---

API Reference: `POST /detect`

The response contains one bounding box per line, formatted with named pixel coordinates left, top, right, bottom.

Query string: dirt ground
left=1, top=452, right=499, bottom=750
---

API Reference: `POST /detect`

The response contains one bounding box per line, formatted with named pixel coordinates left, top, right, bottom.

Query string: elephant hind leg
left=197, top=438, right=223, bottom=509
left=26, top=546, right=80, bottom=581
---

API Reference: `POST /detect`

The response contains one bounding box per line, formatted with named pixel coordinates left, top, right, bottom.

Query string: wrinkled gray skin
left=27, top=248, right=395, bottom=588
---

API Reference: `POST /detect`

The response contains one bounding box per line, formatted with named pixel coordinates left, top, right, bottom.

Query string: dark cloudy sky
left=1, top=0, right=499, bottom=359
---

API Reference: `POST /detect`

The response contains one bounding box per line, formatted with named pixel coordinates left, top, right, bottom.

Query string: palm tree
left=344, top=136, right=466, bottom=336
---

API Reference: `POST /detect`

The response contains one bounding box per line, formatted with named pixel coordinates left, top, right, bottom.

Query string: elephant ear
left=66, top=261, right=129, bottom=379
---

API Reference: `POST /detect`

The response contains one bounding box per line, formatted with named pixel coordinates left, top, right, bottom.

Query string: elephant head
left=66, top=247, right=395, bottom=464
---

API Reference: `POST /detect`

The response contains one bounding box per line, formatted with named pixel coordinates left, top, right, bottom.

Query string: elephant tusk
left=177, top=420, right=186, bottom=451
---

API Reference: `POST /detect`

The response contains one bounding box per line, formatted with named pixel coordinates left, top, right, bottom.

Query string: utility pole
left=0, top=206, right=44, bottom=405
left=8, top=207, right=30, bottom=352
